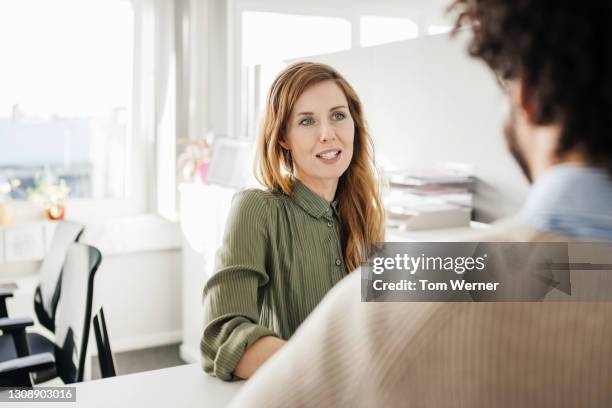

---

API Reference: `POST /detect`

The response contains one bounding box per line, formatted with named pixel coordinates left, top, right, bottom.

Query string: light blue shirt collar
left=519, top=164, right=612, bottom=241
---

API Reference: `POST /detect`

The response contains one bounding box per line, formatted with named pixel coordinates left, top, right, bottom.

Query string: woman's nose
left=319, top=122, right=337, bottom=143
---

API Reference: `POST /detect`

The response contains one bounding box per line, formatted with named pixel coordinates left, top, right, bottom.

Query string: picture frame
left=205, top=137, right=256, bottom=189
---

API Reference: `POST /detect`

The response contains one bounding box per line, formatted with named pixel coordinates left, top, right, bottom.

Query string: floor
left=91, top=343, right=187, bottom=380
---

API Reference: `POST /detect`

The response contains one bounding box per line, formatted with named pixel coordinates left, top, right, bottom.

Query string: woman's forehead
left=292, top=80, right=348, bottom=114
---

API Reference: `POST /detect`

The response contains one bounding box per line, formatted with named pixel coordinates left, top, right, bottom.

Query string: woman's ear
left=279, top=139, right=290, bottom=150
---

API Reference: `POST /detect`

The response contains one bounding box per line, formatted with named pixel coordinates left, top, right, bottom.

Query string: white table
left=20, top=364, right=243, bottom=408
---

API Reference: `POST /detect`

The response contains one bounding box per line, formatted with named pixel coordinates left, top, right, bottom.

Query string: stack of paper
left=384, top=164, right=475, bottom=230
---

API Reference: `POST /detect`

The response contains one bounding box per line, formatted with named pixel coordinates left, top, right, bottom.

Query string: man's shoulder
left=314, top=219, right=580, bottom=338
left=324, top=220, right=579, bottom=329
left=316, top=271, right=447, bottom=337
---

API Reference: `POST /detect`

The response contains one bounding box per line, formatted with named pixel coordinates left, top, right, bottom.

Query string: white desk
left=24, top=364, right=243, bottom=408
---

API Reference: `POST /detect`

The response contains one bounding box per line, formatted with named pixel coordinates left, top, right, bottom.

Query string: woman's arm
left=234, top=336, right=287, bottom=379
left=202, top=190, right=280, bottom=381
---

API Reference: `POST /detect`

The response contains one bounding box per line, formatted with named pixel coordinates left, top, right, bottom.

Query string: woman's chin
left=313, top=167, right=350, bottom=181
left=298, top=159, right=351, bottom=183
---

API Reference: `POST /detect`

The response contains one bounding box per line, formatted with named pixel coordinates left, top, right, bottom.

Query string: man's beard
left=504, top=106, right=533, bottom=183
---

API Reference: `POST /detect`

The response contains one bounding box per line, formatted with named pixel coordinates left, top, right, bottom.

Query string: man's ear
left=516, top=78, right=536, bottom=122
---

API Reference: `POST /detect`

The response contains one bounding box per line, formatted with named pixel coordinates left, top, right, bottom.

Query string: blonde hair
left=256, top=62, right=385, bottom=272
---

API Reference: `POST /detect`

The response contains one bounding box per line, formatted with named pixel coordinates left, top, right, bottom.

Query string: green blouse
left=201, top=181, right=348, bottom=380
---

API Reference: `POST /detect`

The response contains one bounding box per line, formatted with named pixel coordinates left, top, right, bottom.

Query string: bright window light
left=360, top=15, right=419, bottom=47
left=242, top=12, right=351, bottom=65
left=427, top=25, right=453, bottom=35
left=0, top=0, right=133, bottom=200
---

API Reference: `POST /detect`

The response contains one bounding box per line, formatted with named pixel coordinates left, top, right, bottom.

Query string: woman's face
left=280, top=80, right=355, bottom=190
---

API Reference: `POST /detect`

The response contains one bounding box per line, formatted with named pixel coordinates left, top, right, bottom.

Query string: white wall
left=81, top=215, right=183, bottom=352
left=303, top=33, right=530, bottom=221
left=92, top=249, right=182, bottom=353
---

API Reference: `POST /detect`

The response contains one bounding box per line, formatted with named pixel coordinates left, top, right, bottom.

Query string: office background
left=0, top=0, right=528, bottom=380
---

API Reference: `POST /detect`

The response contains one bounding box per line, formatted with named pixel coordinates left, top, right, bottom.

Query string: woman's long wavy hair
left=256, top=62, right=385, bottom=272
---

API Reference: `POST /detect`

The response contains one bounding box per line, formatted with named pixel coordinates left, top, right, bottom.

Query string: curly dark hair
left=450, top=0, right=612, bottom=174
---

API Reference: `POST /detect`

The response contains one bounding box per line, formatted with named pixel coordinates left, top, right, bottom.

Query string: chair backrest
left=35, top=221, right=84, bottom=332
left=93, top=307, right=117, bottom=378
left=52, top=243, right=101, bottom=384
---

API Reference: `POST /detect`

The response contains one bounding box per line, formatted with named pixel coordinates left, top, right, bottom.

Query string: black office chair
left=0, top=221, right=84, bottom=382
left=0, top=221, right=84, bottom=327
left=93, top=307, right=117, bottom=378
left=0, top=243, right=101, bottom=386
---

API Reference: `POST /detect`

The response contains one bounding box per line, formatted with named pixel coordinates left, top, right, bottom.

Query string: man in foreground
left=230, top=1, right=612, bottom=406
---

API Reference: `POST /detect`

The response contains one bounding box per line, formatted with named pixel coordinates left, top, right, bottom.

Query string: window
left=0, top=0, right=134, bottom=201
left=228, top=4, right=454, bottom=145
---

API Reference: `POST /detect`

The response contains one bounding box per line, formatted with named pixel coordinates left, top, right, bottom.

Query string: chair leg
left=11, top=330, right=31, bottom=358
left=0, top=371, right=34, bottom=387
left=0, top=301, right=8, bottom=318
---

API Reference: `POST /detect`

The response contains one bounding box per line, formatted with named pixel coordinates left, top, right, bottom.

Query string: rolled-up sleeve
left=201, top=190, right=279, bottom=381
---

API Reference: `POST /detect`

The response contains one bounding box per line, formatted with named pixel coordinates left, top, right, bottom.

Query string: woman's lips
left=316, top=149, right=342, bottom=164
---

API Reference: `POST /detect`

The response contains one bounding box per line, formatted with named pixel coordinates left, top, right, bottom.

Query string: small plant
left=26, top=169, right=70, bottom=220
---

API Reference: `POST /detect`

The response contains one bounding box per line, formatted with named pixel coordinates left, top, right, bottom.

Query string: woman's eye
left=332, top=111, right=346, bottom=121
left=299, top=117, right=315, bottom=126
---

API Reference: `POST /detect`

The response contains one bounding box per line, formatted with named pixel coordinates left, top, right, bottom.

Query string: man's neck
left=530, top=147, right=592, bottom=181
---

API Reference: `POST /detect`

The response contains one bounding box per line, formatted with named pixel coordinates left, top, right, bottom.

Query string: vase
left=47, top=204, right=65, bottom=221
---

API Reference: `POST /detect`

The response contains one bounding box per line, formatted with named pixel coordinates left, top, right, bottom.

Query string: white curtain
left=131, top=0, right=213, bottom=219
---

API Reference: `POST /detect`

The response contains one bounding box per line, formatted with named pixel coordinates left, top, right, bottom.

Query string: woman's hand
left=234, top=336, right=287, bottom=379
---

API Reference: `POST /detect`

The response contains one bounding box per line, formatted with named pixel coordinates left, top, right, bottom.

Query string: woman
left=201, top=62, right=385, bottom=381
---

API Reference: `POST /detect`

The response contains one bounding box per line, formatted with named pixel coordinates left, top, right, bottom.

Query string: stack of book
left=384, top=165, right=475, bottom=230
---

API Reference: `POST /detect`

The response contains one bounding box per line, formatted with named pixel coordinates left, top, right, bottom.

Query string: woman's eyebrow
left=296, top=105, right=347, bottom=116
